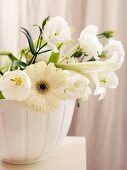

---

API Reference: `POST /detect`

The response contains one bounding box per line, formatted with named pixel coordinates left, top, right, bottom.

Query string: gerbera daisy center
left=36, top=81, right=49, bottom=94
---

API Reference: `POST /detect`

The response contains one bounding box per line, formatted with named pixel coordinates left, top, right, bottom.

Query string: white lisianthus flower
left=0, top=70, right=31, bottom=101
left=65, top=73, right=91, bottom=100
left=78, top=25, right=103, bottom=58
left=94, top=86, right=106, bottom=100
left=92, top=72, right=118, bottom=100
left=43, top=16, right=71, bottom=53
left=24, top=61, right=67, bottom=113
left=104, top=39, right=125, bottom=65
left=36, top=47, right=52, bottom=62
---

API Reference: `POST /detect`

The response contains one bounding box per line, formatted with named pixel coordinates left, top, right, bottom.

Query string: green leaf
left=47, top=43, right=63, bottom=63
left=33, top=24, right=42, bottom=33
left=0, top=91, right=5, bottom=99
left=8, top=54, right=18, bottom=61
left=0, top=51, right=17, bottom=62
left=12, top=60, right=27, bottom=68
left=21, top=27, right=37, bottom=55
left=42, top=16, right=50, bottom=29
left=48, top=52, right=60, bottom=64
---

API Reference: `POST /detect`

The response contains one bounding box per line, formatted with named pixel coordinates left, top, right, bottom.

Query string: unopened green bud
left=102, top=31, right=114, bottom=38
left=98, top=31, right=114, bottom=39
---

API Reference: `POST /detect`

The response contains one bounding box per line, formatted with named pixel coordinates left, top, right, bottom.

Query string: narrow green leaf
left=0, top=91, right=5, bottom=99
left=20, top=28, right=36, bottom=55
left=8, top=54, right=18, bottom=61
left=12, top=60, right=27, bottom=68
left=33, top=24, right=42, bottom=33
left=0, top=51, right=17, bottom=62
left=42, top=16, right=50, bottom=29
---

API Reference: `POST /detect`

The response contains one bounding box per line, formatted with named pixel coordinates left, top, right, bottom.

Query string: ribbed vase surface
left=0, top=99, right=75, bottom=164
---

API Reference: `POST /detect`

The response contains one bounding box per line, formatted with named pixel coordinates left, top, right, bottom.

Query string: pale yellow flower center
left=99, top=78, right=107, bottom=85
left=36, top=81, right=49, bottom=94
left=10, top=77, right=23, bottom=86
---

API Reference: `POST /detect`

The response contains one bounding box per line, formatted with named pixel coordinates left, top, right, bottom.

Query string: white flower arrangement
left=0, top=16, right=125, bottom=113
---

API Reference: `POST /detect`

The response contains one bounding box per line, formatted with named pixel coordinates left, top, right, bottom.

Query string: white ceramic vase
left=0, top=99, right=75, bottom=164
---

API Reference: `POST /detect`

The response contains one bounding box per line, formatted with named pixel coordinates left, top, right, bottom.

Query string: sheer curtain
left=0, top=0, right=127, bottom=170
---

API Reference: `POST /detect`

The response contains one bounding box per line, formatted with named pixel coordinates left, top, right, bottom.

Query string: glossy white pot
left=0, top=99, right=75, bottom=164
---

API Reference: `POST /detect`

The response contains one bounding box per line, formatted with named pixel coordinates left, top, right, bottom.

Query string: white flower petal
left=65, top=73, right=91, bottom=100
left=43, top=16, right=71, bottom=52
left=104, top=39, right=125, bottom=65
left=0, top=70, right=31, bottom=101
left=94, top=86, right=106, bottom=100
left=78, top=25, right=103, bottom=57
left=24, top=61, right=67, bottom=113
left=99, top=72, right=118, bottom=88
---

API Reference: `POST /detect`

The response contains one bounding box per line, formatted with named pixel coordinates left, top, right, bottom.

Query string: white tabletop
left=0, top=137, right=86, bottom=170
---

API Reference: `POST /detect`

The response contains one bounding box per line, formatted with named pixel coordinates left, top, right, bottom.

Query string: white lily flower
left=65, top=73, right=91, bottom=100
left=36, top=47, right=52, bottom=62
left=43, top=16, right=71, bottom=53
left=0, top=70, right=31, bottom=101
left=78, top=25, right=103, bottom=58
left=92, top=72, right=118, bottom=100
left=56, top=61, right=107, bottom=77
left=104, top=39, right=125, bottom=65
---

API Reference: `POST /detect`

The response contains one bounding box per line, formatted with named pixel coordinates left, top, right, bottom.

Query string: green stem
left=59, top=43, right=80, bottom=63
left=0, top=51, right=17, bottom=61
left=0, top=51, right=16, bottom=57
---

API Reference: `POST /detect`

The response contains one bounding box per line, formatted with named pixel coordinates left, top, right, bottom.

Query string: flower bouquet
left=0, top=16, right=124, bottom=164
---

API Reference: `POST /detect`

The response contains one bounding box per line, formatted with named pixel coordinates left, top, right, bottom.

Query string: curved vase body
left=0, top=99, right=75, bottom=164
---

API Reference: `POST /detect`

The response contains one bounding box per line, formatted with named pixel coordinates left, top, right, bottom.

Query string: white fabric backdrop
left=0, top=0, right=127, bottom=170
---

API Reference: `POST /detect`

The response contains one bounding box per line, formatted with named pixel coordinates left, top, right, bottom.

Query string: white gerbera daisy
left=24, top=61, right=67, bottom=113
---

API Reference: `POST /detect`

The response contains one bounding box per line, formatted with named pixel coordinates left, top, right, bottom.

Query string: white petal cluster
left=65, top=72, right=91, bottom=100
left=91, top=72, right=118, bottom=100
left=78, top=25, right=103, bottom=57
left=104, top=39, right=125, bottom=65
left=0, top=70, right=31, bottom=101
left=43, top=16, right=71, bottom=53
left=0, top=16, right=125, bottom=112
